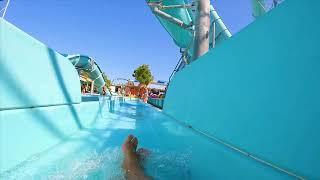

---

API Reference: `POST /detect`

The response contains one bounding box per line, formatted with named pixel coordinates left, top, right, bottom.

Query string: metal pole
left=211, top=22, right=215, bottom=48
left=152, top=7, right=192, bottom=30
left=90, top=81, right=95, bottom=95
left=192, top=0, right=211, bottom=61
left=210, top=6, right=232, bottom=39
left=2, top=0, right=10, bottom=19
left=160, top=4, right=192, bottom=10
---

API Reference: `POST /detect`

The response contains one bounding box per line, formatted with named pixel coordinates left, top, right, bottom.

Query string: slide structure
left=162, top=0, right=320, bottom=178
left=146, top=0, right=231, bottom=67
left=64, top=54, right=106, bottom=93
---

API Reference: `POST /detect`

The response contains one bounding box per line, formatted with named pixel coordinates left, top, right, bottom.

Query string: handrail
left=168, top=55, right=183, bottom=83
left=162, top=113, right=306, bottom=180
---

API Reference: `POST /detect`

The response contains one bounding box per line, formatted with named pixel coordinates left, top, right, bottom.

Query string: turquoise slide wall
left=0, top=19, right=109, bottom=173
left=164, top=0, right=320, bottom=178
left=0, top=101, right=105, bottom=173
left=0, top=19, right=81, bottom=110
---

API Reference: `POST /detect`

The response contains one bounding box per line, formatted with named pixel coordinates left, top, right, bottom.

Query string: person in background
left=139, top=85, right=148, bottom=103
left=94, top=87, right=98, bottom=94
left=102, top=86, right=107, bottom=96
left=81, top=84, right=86, bottom=94
left=118, top=87, right=122, bottom=95
left=125, top=86, right=131, bottom=97
left=143, top=88, right=148, bottom=102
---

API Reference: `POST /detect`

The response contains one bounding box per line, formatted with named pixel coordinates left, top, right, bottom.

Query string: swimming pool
left=1, top=97, right=291, bottom=179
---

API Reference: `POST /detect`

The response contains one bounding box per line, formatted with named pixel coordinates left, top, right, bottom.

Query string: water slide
left=146, top=0, right=232, bottom=65
left=0, top=19, right=112, bottom=176
left=161, top=0, right=320, bottom=179
left=64, top=54, right=106, bottom=93
left=1, top=0, right=319, bottom=179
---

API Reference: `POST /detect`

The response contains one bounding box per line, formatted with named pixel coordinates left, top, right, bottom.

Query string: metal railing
left=252, top=0, right=285, bottom=18
left=1, top=0, right=10, bottom=19
left=168, top=53, right=185, bottom=84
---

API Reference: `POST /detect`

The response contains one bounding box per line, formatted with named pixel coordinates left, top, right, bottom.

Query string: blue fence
left=147, top=98, right=164, bottom=109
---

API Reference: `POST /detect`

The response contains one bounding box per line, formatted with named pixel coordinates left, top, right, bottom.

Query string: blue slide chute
left=64, top=54, right=105, bottom=93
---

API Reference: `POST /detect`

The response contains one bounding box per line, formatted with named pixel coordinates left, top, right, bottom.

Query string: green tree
left=132, top=64, right=153, bottom=85
left=102, top=73, right=112, bottom=88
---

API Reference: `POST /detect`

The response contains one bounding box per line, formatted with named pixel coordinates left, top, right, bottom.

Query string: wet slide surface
left=1, top=100, right=287, bottom=179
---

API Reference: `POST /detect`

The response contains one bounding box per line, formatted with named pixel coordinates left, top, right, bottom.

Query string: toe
left=131, top=136, right=138, bottom=149
left=137, top=148, right=150, bottom=156
left=125, top=135, right=134, bottom=144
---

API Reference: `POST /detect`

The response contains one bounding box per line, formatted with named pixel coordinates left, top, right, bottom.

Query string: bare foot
left=137, top=148, right=151, bottom=162
left=122, top=135, right=150, bottom=180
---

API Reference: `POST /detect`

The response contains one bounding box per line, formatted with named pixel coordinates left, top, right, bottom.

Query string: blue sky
left=4, top=0, right=254, bottom=81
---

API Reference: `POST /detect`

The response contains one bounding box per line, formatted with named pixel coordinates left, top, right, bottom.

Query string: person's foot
left=137, top=148, right=151, bottom=162
left=122, top=135, right=138, bottom=153
left=122, top=135, right=150, bottom=180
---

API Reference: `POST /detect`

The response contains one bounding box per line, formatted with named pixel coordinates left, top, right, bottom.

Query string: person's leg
left=122, top=135, right=150, bottom=180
